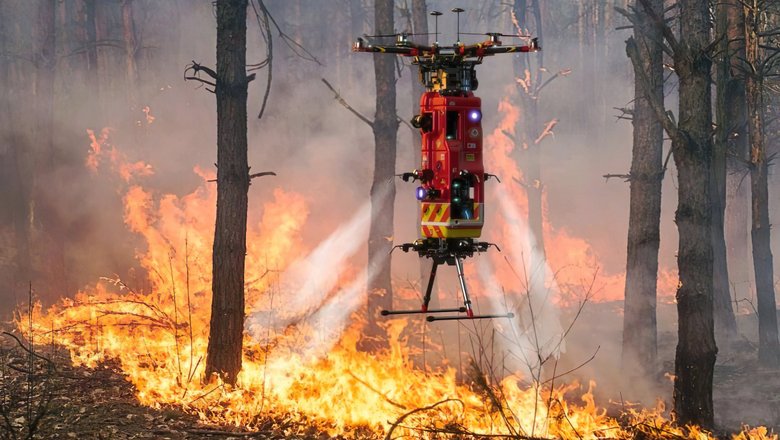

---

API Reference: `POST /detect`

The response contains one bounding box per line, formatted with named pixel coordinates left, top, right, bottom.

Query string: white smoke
left=477, top=184, right=565, bottom=378
left=246, top=181, right=393, bottom=357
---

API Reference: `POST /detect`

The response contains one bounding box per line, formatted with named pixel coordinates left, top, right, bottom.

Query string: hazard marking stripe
left=433, top=226, right=443, bottom=237
left=422, top=203, right=438, bottom=223
left=439, top=205, right=450, bottom=222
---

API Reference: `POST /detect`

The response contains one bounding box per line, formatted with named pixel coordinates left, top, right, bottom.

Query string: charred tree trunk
left=671, top=0, right=717, bottom=427
left=621, top=0, right=663, bottom=379
left=712, top=0, right=739, bottom=344
left=744, top=0, right=780, bottom=366
left=364, top=0, right=398, bottom=347
left=205, top=0, right=250, bottom=386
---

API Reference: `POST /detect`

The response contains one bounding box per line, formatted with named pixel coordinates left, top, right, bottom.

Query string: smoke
left=475, top=184, right=564, bottom=378
left=246, top=181, right=392, bottom=356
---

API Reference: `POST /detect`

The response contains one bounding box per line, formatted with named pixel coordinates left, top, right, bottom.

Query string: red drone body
left=417, top=92, right=485, bottom=239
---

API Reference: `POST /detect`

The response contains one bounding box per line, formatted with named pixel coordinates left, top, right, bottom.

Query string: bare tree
left=363, top=0, right=399, bottom=348
left=204, top=0, right=251, bottom=385
left=511, top=0, right=548, bottom=284
left=621, top=0, right=664, bottom=381
left=744, top=0, right=780, bottom=366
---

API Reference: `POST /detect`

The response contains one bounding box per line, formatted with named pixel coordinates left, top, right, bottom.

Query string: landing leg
left=454, top=257, right=473, bottom=317
left=421, top=261, right=439, bottom=312
left=381, top=256, right=464, bottom=316
left=426, top=256, right=515, bottom=322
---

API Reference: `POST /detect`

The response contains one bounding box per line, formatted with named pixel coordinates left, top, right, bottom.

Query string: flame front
left=19, top=129, right=774, bottom=440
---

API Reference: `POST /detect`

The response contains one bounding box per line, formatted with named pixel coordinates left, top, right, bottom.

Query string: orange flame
left=484, top=95, right=678, bottom=306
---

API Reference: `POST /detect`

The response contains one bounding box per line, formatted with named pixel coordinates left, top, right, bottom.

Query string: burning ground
left=1, top=122, right=776, bottom=439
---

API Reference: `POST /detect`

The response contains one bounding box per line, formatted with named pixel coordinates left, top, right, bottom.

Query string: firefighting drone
left=353, top=8, right=540, bottom=322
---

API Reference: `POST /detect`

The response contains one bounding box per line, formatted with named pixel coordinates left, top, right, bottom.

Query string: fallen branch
left=384, top=398, right=463, bottom=440
left=1, top=332, right=56, bottom=370
left=186, top=428, right=269, bottom=437
left=393, top=423, right=555, bottom=439
left=347, top=371, right=407, bottom=410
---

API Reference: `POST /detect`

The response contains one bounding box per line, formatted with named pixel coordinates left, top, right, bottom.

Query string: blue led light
left=468, top=109, right=481, bottom=123
left=416, top=186, right=427, bottom=201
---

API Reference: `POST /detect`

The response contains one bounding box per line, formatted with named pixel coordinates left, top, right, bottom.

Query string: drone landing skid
left=381, top=239, right=514, bottom=322
left=381, top=307, right=467, bottom=316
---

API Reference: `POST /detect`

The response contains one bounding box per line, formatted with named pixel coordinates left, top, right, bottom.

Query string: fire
left=16, top=129, right=775, bottom=439
left=87, top=128, right=153, bottom=182
left=484, top=95, right=678, bottom=306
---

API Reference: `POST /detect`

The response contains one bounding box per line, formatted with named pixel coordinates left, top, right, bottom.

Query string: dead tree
left=365, top=0, right=399, bottom=347
left=204, top=0, right=251, bottom=386
left=620, top=0, right=664, bottom=381
left=627, top=0, right=717, bottom=427
left=744, top=0, right=780, bottom=366
left=511, top=0, right=550, bottom=285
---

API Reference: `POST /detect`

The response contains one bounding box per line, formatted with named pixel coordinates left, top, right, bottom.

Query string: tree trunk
left=1, top=3, right=34, bottom=307
left=621, top=0, right=663, bottom=380
left=712, top=0, right=739, bottom=345
left=34, top=0, right=67, bottom=303
left=744, top=0, right=780, bottom=366
left=671, top=0, right=717, bottom=427
left=410, top=0, right=438, bottom=308
left=724, top=0, right=751, bottom=313
left=82, top=0, right=100, bottom=92
left=205, top=0, right=250, bottom=386
left=121, top=0, right=139, bottom=110
left=364, top=0, right=398, bottom=347
left=512, top=0, right=546, bottom=285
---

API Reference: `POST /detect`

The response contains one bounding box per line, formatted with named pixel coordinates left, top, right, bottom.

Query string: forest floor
left=0, top=325, right=344, bottom=440
left=1, top=314, right=779, bottom=440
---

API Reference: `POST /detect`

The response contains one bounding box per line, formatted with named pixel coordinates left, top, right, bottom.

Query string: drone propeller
left=363, top=32, right=435, bottom=38
left=461, top=32, right=532, bottom=38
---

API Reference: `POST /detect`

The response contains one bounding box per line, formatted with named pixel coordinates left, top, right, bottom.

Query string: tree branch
left=249, top=171, right=276, bottom=180
left=637, top=0, right=681, bottom=55
left=626, top=37, right=680, bottom=141
left=383, top=399, right=463, bottom=440
left=321, top=78, right=375, bottom=128
left=184, top=61, right=218, bottom=93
